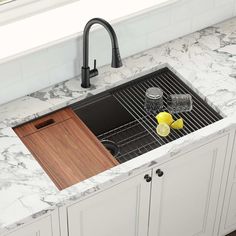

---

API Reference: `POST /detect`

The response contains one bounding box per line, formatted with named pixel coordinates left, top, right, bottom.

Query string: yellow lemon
left=156, top=123, right=170, bottom=137
left=156, top=112, right=174, bottom=126
left=171, top=118, right=184, bottom=129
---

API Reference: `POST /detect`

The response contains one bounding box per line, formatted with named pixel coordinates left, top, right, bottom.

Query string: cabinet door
left=5, top=216, right=55, bottom=236
left=224, top=183, right=236, bottom=229
left=67, top=171, right=151, bottom=236
left=149, top=136, right=228, bottom=236
left=220, top=133, right=236, bottom=235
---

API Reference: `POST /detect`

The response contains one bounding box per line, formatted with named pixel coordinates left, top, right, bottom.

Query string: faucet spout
left=81, top=18, right=122, bottom=88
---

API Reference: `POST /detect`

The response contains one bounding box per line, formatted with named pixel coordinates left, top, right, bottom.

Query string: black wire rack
left=99, top=68, right=222, bottom=163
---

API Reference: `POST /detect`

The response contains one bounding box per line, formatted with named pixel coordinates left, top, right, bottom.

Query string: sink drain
left=101, top=140, right=120, bottom=157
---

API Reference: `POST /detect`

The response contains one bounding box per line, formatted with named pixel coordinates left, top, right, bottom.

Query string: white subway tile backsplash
left=191, top=0, right=214, bottom=14
left=122, top=7, right=171, bottom=36
left=170, top=0, right=194, bottom=23
left=214, top=0, right=234, bottom=7
left=146, top=19, right=192, bottom=49
left=0, top=82, right=28, bottom=105
left=76, top=37, right=83, bottom=70
left=0, top=0, right=234, bottom=105
left=0, top=59, right=22, bottom=88
left=234, top=2, right=236, bottom=16
left=24, top=71, right=50, bottom=94
left=47, top=39, right=78, bottom=67
left=119, top=35, right=147, bottom=59
left=20, top=49, right=49, bottom=77
left=147, top=30, right=170, bottom=50
left=89, top=28, right=112, bottom=67
left=49, top=61, right=76, bottom=85
left=192, top=2, right=234, bottom=32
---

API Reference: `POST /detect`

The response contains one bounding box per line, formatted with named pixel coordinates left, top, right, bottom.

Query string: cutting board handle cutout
left=35, top=119, right=55, bottom=129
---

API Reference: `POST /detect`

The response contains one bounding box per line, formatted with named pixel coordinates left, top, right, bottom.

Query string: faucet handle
left=93, top=59, right=97, bottom=70
left=89, top=59, right=98, bottom=78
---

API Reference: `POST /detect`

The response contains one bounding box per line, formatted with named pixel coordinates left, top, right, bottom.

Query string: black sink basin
left=71, top=67, right=222, bottom=164
left=72, top=94, right=134, bottom=136
left=71, top=93, right=160, bottom=163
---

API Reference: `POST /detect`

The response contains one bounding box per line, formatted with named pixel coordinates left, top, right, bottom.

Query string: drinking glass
left=167, top=94, right=193, bottom=113
left=144, top=87, right=163, bottom=114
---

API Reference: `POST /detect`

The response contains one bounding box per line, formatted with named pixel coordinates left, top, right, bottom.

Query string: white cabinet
left=149, top=135, right=229, bottom=236
left=219, top=133, right=236, bottom=236
left=60, top=133, right=232, bottom=236
left=4, top=210, right=60, bottom=236
left=66, top=170, right=151, bottom=236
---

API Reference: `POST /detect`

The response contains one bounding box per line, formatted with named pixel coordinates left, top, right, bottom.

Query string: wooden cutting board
left=14, top=108, right=119, bottom=190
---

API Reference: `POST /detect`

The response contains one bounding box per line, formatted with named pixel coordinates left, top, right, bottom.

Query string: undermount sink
left=72, top=94, right=156, bottom=163
left=72, top=93, right=134, bottom=136
left=71, top=67, right=222, bottom=164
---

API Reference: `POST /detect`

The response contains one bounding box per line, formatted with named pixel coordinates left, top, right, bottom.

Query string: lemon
left=156, top=123, right=170, bottom=137
left=156, top=112, right=174, bottom=126
left=171, top=118, right=184, bottom=129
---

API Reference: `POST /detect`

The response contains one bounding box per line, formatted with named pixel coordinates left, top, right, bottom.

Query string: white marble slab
left=0, top=17, right=236, bottom=234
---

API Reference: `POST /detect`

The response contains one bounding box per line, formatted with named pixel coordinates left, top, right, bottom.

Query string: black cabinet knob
left=144, top=174, right=152, bottom=182
left=156, top=169, right=164, bottom=177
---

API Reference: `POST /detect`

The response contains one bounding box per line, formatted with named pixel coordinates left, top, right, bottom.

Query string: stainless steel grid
left=98, top=118, right=160, bottom=163
left=100, top=68, right=222, bottom=163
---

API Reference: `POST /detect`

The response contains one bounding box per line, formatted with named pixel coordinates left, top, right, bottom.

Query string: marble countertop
left=0, top=17, right=236, bottom=234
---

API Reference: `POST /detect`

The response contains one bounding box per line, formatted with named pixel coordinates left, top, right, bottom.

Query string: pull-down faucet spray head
left=112, top=47, right=122, bottom=68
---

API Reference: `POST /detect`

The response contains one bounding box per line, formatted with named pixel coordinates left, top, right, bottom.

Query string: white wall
left=0, top=0, right=235, bottom=105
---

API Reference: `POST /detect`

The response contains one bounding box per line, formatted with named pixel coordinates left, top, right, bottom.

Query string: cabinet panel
left=219, top=132, right=236, bottom=235
left=225, top=182, right=236, bottom=228
left=234, top=163, right=236, bottom=180
left=67, top=171, right=151, bottom=236
left=5, top=216, right=53, bottom=236
left=149, top=136, right=228, bottom=236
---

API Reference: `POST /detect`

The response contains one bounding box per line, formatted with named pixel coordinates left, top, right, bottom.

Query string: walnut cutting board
left=14, top=108, right=119, bottom=190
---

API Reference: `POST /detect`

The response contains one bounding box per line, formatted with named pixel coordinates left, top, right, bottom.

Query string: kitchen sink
left=71, top=67, right=222, bottom=164
left=72, top=93, right=134, bottom=136
left=72, top=93, right=157, bottom=163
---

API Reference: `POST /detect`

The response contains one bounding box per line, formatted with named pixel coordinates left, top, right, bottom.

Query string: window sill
left=0, top=0, right=178, bottom=64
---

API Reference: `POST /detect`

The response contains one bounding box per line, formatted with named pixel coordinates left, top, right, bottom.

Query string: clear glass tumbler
left=144, top=87, right=163, bottom=114
left=167, top=94, right=193, bottom=113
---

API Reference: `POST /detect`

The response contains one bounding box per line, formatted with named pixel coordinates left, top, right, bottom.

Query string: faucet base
left=81, top=67, right=91, bottom=88
left=81, top=66, right=99, bottom=88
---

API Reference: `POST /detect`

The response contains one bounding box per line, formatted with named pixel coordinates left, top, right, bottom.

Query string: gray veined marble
left=1, top=17, right=236, bottom=234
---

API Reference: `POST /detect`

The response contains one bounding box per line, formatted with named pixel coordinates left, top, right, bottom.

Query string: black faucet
left=81, top=18, right=123, bottom=88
